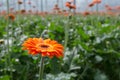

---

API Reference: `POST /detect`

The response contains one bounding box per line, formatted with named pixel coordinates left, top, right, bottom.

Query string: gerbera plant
left=22, top=37, right=64, bottom=80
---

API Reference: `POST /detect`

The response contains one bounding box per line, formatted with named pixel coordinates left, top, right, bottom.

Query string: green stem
left=4, top=0, right=9, bottom=73
left=96, top=4, right=99, bottom=29
left=64, top=23, right=69, bottom=50
left=38, top=57, right=44, bottom=80
left=6, top=0, right=13, bottom=79
left=64, top=9, right=71, bottom=50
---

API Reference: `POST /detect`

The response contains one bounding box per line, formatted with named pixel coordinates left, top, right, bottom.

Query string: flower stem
left=64, top=23, right=69, bottom=49
left=64, top=10, right=71, bottom=50
left=38, top=57, right=44, bottom=80
left=6, top=0, right=13, bottom=79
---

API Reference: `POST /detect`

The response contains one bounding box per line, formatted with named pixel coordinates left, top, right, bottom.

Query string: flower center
left=40, top=44, right=50, bottom=49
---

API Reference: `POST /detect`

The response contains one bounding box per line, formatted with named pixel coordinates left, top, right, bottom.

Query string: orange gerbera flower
left=83, top=11, right=90, bottom=16
left=21, top=9, right=26, bottom=14
left=88, top=2, right=95, bottom=7
left=53, top=4, right=60, bottom=11
left=70, top=5, right=76, bottom=9
left=115, top=6, right=120, bottom=10
left=18, top=0, right=23, bottom=4
left=65, top=2, right=71, bottom=7
left=65, top=1, right=76, bottom=9
left=93, top=0, right=101, bottom=4
left=28, top=1, right=31, bottom=5
left=6, top=14, right=15, bottom=21
left=22, top=38, right=64, bottom=58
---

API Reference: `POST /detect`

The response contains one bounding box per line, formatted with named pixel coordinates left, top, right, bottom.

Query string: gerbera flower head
left=83, top=11, right=90, bottom=16
left=115, top=6, right=120, bottom=10
left=88, top=2, right=95, bottom=7
left=18, top=0, right=23, bottom=4
left=21, top=9, right=26, bottom=14
left=65, top=1, right=76, bottom=10
left=105, top=5, right=113, bottom=11
left=93, top=0, right=101, bottom=4
left=70, top=5, right=76, bottom=9
left=28, top=1, right=31, bottom=5
left=6, top=13, right=15, bottom=21
left=53, top=4, right=60, bottom=11
left=22, top=38, right=64, bottom=58
left=65, top=2, right=71, bottom=7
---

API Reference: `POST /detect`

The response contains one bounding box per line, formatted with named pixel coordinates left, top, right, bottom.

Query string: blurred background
left=0, top=0, right=120, bottom=80
left=0, top=0, right=120, bottom=13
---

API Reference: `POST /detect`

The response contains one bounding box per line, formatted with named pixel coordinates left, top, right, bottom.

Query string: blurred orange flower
left=53, top=4, right=60, bottom=11
left=106, top=7, right=113, bottom=11
left=6, top=14, right=15, bottom=21
left=65, top=2, right=76, bottom=9
left=21, top=9, right=26, bottom=14
left=65, top=2, right=71, bottom=7
left=88, top=2, right=95, bottom=7
left=114, top=6, right=120, bottom=10
left=93, top=0, right=101, bottom=4
left=83, top=11, right=90, bottom=16
left=105, top=5, right=113, bottom=10
left=70, top=5, right=76, bottom=9
left=28, top=1, right=31, bottom=5
left=18, top=0, right=23, bottom=4
left=22, top=38, right=64, bottom=58
left=1, top=10, right=6, bottom=15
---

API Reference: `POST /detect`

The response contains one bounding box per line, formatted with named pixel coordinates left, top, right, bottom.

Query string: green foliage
left=0, top=15, right=120, bottom=80
left=0, top=75, right=10, bottom=80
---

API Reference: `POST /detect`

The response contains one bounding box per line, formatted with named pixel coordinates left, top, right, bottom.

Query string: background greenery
left=0, top=14, right=120, bottom=80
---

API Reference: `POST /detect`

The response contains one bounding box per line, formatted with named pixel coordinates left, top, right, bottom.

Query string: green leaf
left=0, top=75, right=10, bottom=80
left=50, top=57, right=61, bottom=74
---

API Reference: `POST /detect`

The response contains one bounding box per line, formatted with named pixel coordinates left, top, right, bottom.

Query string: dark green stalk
left=38, top=57, right=44, bottom=80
